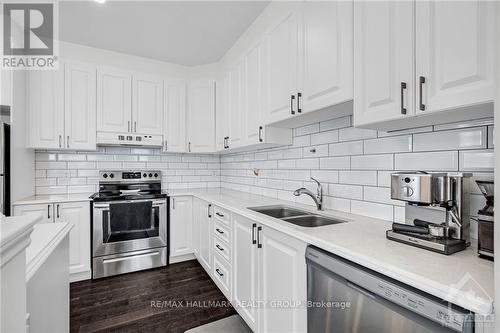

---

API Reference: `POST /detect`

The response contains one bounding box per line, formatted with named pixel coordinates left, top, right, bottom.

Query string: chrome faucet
left=293, top=177, right=323, bottom=210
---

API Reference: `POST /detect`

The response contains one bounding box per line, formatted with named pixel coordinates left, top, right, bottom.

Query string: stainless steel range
left=90, top=170, right=168, bottom=279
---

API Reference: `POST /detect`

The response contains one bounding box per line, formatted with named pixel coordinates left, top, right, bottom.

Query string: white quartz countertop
left=13, top=193, right=94, bottom=205
left=168, top=188, right=494, bottom=315
left=26, top=222, right=73, bottom=281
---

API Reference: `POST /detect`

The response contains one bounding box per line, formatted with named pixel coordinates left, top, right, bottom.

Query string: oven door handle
left=93, top=200, right=166, bottom=209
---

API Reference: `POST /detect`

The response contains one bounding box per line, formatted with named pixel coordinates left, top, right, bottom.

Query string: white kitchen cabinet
left=26, top=68, right=65, bottom=149
left=354, top=0, right=495, bottom=130
left=228, top=62, right=245, bottom=148
left=187, top=79, right=216, bottom=153
left=96, top=67, right=132, bottom=134
left=300, top=1, right=353, bottom=113
left=64, top=61, right=97, bottom=150
left=132, top=73, right=163, bottom=135
left=55, top=202, right=91, bottom=278
left=232, top=214, right=259, bottom=331
left=244, top=42, right=264, bottom=145
left=13, top=201, right=91, bottom=282
left=353, top=1, right=414, bottom=127
left=265, top=5, right=300, bottom=124
left=415, top=0, right=496, bottom=114
left=169, top=196, right=193, bottom=260
left=258, top=225, right=307, bottom=333
left=163, top=79, right=186, bottom=152
left=13, top=203, right=54, bottom=224
left=192, top=198, right=201, bottom=257
left=199, top=200, right=213, bottom=271
left=27, top=61, right=97, bottom=150
left=215, top=74, right=229, bottom=151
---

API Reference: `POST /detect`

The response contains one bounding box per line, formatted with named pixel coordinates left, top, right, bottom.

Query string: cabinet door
left=13, top=204, right=54, bottom=224
left=415, top=0, right=496, bottom=114
left=187, top=79, right=215, bottom=153
left=215, top=74, right=229, bottom=151
left=64, top=61, right=97, bottom=150
left=55, top=201, right=91, bottom=276
left=192, top=198, right=201, bottom=257
left=228, top=62, right=245, bottom=148
left=97, top=67, right=132, bottom=133
left=244, top=42, right=265, bottom=144
left=265, top=5, right=300, bottom=124
left=353, top=1, right=414, bottom=126
left=258, top=226, right=307, bottom=333
left=27, top=69, right=64, bottom=149
left=169, top=196, right=193, bottom=258
left=164, top=79, right=186, bottom=152
left=132, top=73, right=163, bottom=135
left=300, top=1, right=353, bottom=113
left=232, top=214, right=259, bottom=331
left=199, top=200, right=212, bottom=271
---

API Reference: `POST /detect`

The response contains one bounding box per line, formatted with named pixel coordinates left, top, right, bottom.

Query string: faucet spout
left=293, top=178, right=323, bottom=210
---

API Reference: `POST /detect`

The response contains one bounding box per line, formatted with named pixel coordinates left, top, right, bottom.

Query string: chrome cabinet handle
left=252, top=223, right=257, bottom=245
left=216, top=228, right=224, bottom=234
left=47, top=204, right=51, bottom=219
left=215, top=268, right=224, bottom=277
left=58, top=135, right=62, bottom=148
left=216, top=244, right=224, bottom=251
left=56, top=204, right=60, bottom=219
left=257, top=226, right=262, bottom=248
left=208, top=204, right=212, bottom=218
left=290, top=95, right=296, bottom=115
left=134, top=121, right=137, bottom=132
left=419, top=76, right=426, bottom=111
left=401, top=82, right=407, bottom=115
left=128, top=121, right=130, bottom=132
left=297, top=92, right=302, bottom=113
left=66, top=136, right=69, bottom=148
left=188, top=142, right=191, bottom=152
left=172, top=198, right=175, bottom=209
left=258, top=126, right=263, bottom=143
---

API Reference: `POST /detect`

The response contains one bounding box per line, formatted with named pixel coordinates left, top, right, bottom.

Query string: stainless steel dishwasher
left=306, top=246, right=474, bottom=333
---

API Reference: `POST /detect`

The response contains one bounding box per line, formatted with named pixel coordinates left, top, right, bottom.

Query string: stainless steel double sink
left=248, top=205, right=347, bottom=227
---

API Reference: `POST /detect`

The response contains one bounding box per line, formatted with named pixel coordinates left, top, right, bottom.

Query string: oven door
left=93, top=198, right=167, bottom=257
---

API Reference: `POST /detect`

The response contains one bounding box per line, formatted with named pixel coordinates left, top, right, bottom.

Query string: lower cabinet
left=232, top=214, right=307, bottom=333
left=169, top=196, right=193, bottom=261
left=13, top=201, right=91, bottom=282
left=198, top=200, right=213, bottom=271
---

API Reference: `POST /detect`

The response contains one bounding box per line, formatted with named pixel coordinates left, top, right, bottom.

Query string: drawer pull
left=252, top=223, right=257, bottom=244
left=216, top=212, right=224, bottom=217
left=216, top=268, right=224, bottom=277
left=216, top=228, right=224, bottom=234
left=216, top=244, right=224, bottom=251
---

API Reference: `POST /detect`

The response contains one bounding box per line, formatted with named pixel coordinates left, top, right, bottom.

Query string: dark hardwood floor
left=70, top=260, right=236, bottom=333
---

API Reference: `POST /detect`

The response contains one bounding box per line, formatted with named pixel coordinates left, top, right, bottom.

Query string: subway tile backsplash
left=34, top=115, right=494, bottom=239
left=219, top=116, right=494, bottom=239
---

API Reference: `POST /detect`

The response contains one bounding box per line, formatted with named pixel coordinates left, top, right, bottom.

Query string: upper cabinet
left=264, top=2, right=353, bottom=125
left=163, top=79, right=187, bottom=153
left=97, top=67, right=132, bottom=133
left=187, top=79, right=216, bottom=153
left=228, top=61, right=245, bottom=149
left=132, top=73, right=163, bottom=135
left=354, top=0, right=496, bottom=130
left=27, top=61, right=97, bottom=151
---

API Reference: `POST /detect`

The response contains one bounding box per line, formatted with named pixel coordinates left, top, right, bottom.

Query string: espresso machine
left=387, top=172, right=472, bottom=255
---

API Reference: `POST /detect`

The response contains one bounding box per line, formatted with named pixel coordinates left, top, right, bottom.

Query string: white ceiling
left=59, top=1, right=269, bottom=66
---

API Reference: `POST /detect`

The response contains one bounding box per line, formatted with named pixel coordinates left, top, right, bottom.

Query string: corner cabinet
left=354, top=0, right=496, bottom=130
left=186, top=79, right=216, bottom=153
left=27, top=61, right=97, bottom=150
left=12, top=201, right=91, bottom=282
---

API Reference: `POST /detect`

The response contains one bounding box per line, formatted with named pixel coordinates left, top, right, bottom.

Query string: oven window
left=102, top=202, right=160, bottom=243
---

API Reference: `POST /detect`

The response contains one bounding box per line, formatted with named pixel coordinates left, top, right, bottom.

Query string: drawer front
left=213, top=206, right=231, bottom=226
left=213, top=255, right=231, bottom=296
left=213, top=220, right=231, bottom=244
left=213, top=237, right=231, bottom=263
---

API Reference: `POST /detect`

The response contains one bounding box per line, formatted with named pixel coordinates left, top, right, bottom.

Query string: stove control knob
left=154, top=173, right=158, bottom=178
left=143, top=173, right=147, bottom=178
left=149, top=173, right=153, bottom=178
left=402, top=186, right=414, bottom=197
left=109, top=173, right=114, bottom=178
left=103, top=173, right=108, bottom=178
